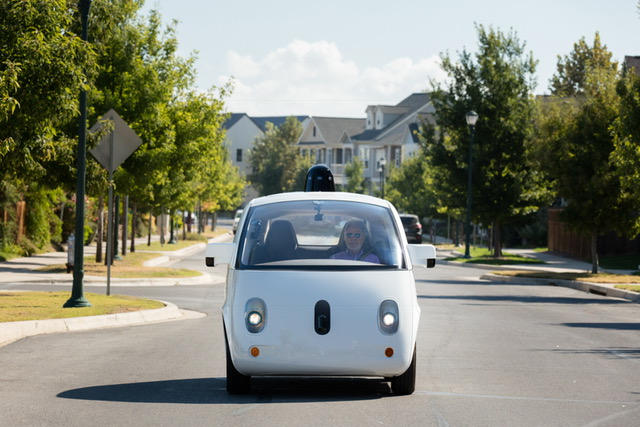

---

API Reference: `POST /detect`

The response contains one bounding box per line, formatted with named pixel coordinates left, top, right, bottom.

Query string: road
left=1, top=242, right=639, bottom=426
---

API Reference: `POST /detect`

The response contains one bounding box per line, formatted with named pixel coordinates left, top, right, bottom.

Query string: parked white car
left=206, top=191, right=436, bottom=394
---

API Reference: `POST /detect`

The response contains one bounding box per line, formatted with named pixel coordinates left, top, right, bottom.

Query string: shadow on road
left=57, top=377, right=392, bottom=404
left=418, top=294, right=631, bottom=305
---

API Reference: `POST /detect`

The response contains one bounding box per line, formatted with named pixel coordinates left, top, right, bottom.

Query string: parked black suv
left=399, top=214, right=422, bottom=244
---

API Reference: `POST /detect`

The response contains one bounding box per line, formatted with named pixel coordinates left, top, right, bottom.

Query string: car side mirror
left=205, top=242, right=236, bottom=267
left=407, top=244, right=437, bottom=268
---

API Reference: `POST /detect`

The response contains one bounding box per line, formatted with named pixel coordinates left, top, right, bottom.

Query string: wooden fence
left=548, top=208, right=640, bottom=259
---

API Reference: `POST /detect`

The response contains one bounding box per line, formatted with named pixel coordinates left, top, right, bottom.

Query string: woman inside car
left=330, top=220, right=380, bottom=263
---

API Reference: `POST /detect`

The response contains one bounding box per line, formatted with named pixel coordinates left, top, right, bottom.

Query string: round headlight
left=382, top=312, right=396, bottom=327
left=247, top=311, right=262, bottom=326
left=378, top=299, right=399, bottom=335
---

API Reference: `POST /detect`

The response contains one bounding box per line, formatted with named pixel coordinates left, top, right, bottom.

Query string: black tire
left=391, top=346, right=416, bottom=395
left=225, top=330, right=250, bottom=394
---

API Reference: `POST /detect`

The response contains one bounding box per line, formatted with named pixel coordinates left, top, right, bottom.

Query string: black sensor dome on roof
left=304, top=164, right=335, bottom=192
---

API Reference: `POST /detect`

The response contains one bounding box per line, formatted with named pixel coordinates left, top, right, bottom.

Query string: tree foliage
left=344, top=157, right=366, bottom=194
left=534, top=50, right=636, bottom=272
left=0, top=0, right=242, bottom=254
left=550, top=33, right=618, bottom=97
left=422, top=25, right=546, bottom=256
left=249, top=117, right=304, bottom=196
left=0, top=0, right=97, bottom=183
left=386, top=154, right=435, bottom=220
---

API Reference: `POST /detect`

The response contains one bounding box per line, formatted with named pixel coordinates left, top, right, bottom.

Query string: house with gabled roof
left=297, top=93, right=434, bottom=190
left=223, top=113, right=310, bottom=204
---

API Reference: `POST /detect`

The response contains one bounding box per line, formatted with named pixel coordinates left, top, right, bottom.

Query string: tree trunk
left=590, top=232, right=599, bottom=274
left=492, top=220, right=503, bottom=257
left=147, top=210, right=152, bottom=246
left=95, top=195, right=103, bottom=263
left=130, top=202, right=137, bottom=253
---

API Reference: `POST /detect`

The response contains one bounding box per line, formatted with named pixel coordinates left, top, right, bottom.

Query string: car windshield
left=237, top=200, right=404, bottom=269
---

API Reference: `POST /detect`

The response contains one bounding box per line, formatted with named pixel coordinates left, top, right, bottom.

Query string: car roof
left=246, top=191, right=392, bottom=209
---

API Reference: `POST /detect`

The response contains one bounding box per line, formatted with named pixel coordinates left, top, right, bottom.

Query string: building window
left=360, top=148, right=370, bottom=169
left=313, top=126, right=317, bottom=137
left=335, top=148, right=343, bottom=164
left=236, top=149, right=242, bottom=162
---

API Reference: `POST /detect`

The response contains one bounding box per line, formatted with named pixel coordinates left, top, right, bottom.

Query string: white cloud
left=219, top=40, right=446, bottom=117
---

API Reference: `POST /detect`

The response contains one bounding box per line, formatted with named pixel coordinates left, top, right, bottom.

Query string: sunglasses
left=345, top=233, right=362, bottom=238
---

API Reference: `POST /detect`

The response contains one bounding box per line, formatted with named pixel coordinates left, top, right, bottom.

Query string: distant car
left=399, top=214, right=422, bottom=244
left=206, top=191, right=437, bottom=395
left=232, top=209, right=243, bottom=234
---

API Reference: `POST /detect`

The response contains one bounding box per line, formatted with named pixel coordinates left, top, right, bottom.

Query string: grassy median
left=0, top=292, right=165, bottom=323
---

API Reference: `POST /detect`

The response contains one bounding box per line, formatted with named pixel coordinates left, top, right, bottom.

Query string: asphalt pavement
left=1, top=237, right=638, bottom=347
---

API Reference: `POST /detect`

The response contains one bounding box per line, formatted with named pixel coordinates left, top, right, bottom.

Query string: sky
left=140, top=0, right=640, bottom=118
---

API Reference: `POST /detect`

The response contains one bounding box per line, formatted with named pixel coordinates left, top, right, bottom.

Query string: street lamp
left=378, top=157, right=386, bottom=199
left=464, top=111, right=479, bottom=259
left=64, top=0, right=92, bottom=308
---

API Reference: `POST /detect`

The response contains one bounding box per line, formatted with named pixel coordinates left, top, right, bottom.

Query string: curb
left=0, top=300, right=206, bottom=348
left=480, top=273, right=640, bottom=303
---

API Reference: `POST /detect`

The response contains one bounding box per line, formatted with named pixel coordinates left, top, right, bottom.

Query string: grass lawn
left=0, top=292, right=165, bottom=323
left=39, top=251, right=203, bottom=278
left=445, top=246, right=545, bottom=266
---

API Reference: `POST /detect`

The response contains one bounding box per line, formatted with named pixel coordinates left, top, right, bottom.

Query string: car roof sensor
left=304, top=164, right=335, bottom=192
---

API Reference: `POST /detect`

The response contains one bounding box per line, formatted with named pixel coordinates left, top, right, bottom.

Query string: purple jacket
left=330, top=250, right=380, bottom=264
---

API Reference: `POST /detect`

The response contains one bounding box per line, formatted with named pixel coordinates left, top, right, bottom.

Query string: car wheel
left=391, top=346, right=416, bottom=395
left=225, top=330, right=250, bottom=394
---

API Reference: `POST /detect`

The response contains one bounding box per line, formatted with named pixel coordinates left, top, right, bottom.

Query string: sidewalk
left=437, top=247, right=640, bottom=303
left=0, top=233, right=231, bottom=347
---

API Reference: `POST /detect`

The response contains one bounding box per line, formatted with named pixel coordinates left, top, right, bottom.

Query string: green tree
left=550, top=33, right=618, bottom=96
left=249, top=117, right=304, bottom=196
left=611, top=61, right=640, bottom=209
left=0, top=0, right=96, bottom=183
left=535, top=64, right=635, bottom=273
left=422, top=25, right=545, bottom=256
left=385, top=154, right=435, bottom=220
left=344, top=157, right=366, bottom=194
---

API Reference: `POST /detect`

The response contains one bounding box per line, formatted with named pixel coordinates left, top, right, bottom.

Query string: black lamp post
left=64, top=0, right=92, bottom=308
left=464, top=111, right=479, bottom=259
left=378, top=157, right=386, bottom=199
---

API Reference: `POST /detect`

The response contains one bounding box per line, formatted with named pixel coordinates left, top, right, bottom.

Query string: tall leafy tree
left=611, top=61, right=640, bottom=209
left=550, top=33, right=618, bottom=96
left=535, top=64, right=634, bottom=273
left=249, top=117, right=304, bottom=196
left=385, top=154, right=435, bottom=220
left=422, top=25, right=545, bottom=256
left=0, top=0, right=97, bottom=250
left=0, top=0, right=96, bottom=184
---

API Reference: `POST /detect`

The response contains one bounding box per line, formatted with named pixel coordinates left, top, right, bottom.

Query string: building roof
left=223, top=113, right=248, bottom=130
left=302, top=117, right=365, bottom=145
left=624, top=56, right=640, bottom=75
left=250, top=116, right=309, bottom=132
left=223, top=114, right=308, bottom=132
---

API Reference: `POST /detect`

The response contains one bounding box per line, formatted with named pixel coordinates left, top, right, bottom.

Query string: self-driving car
left=206, top=191, right=436, bottom=395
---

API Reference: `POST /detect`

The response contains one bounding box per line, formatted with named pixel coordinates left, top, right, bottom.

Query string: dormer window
left=313, top=126, right=316, bottom=137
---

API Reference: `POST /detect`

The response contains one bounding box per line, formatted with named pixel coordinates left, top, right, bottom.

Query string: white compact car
left=206, top=191, right=436, bottom=394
